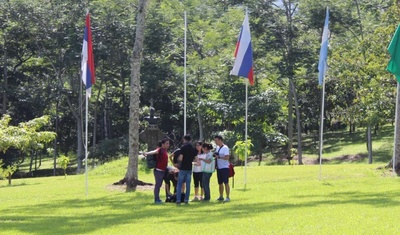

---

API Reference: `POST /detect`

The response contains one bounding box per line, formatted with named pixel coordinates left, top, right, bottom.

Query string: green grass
left=300, top=125, right=394, bottom=162
left=2, top=157, right=400, bottom=234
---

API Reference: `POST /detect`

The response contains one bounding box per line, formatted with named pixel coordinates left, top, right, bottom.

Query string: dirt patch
left=106, top=184, right=155, bottom=192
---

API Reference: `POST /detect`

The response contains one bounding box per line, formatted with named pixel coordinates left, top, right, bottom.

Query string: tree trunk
left=388, top=84, right=400, bottom=174
left=126, top=0, right=150, bottom=191
left=197, top=90, right=204, bottom=141
left=29, top=151, right=34, bottom=175
left=288, top=83, right=293, bottom=155
left=2, top=30, right=8, bottom=114
left=290, top=79, right=303, bottom=164
left=367, top=126, right=372, bottom=164
left=77, top=114, right=84, bottom=173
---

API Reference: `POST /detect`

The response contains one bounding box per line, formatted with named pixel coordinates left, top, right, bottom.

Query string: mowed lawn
left=1, top=158, right=400, bottom=235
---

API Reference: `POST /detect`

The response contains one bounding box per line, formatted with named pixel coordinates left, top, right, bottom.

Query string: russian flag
left=81, top=12, right=95, bottom=98
left=230, top=11, right=254, bottom=85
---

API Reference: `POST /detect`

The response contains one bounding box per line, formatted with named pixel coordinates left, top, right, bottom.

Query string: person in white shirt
left=214, top=135, right=230, bottom=202
left=191, top=141, right=205, bottom=201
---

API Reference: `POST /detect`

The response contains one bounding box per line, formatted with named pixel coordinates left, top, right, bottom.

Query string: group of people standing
left=143, top=135, right=231, bottom=204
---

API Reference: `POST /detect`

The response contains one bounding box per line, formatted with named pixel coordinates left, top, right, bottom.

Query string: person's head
left=214, top=135, right=224, bottom=146
left=202, top=143, right=213, bottom=152
left=195, top=141, right=203, bottom=152
left=183, top=134, right=192, bottom=143
left=160, top=138, right=170, bottom=149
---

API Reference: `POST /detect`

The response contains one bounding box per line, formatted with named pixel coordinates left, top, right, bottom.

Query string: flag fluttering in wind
left=318, top=8, right=329, bottom=85
left=230, top=11, right=254, bottom=85
left=81, top=12, right=95, bottom=98
left=387, top=24, right=400, bottom=83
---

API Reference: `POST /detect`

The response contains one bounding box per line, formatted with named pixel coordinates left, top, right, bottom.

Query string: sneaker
left=217, top=196, right=224, bottom=201
left=155, top=200, right=163, bottom=204
left=224, top=197, right=230, bottom=202
left=191, top=197, right=199, bottom=202
left=176, top=202, right=181, bottom=205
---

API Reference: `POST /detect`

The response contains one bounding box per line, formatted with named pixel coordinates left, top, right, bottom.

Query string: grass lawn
left=1, top=157, right=400, bottom=235
left=298, top=125, right=394, bottom=163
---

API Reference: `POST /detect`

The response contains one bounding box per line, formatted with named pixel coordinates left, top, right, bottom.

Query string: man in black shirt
left=176, top=135, right=197, bottom=204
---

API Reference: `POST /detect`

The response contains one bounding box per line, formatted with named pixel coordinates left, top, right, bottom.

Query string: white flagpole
left=244, top=80, right=248, bottom=188
left=85, top=94, right=89, bottom=196
left=184, top=11, right=187, bottom=135
left=318, top=76, right=326, bottom=180
left=392, top=82, right=399, bottom=176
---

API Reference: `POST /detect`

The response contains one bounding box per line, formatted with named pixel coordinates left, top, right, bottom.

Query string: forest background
left=1, top=0, right=400, bottom=176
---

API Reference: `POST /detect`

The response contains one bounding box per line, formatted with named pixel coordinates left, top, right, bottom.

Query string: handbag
left=201, top=153, right=215, bottom=173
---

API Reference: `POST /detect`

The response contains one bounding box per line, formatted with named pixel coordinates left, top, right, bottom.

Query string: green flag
left=387, top=24, right=400, bottom=83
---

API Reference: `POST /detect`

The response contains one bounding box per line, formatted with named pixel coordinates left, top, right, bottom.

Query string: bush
left=90, top=137, right=129, bottom=163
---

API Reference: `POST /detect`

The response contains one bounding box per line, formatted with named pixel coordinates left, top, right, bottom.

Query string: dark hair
left=214, top=135, right=223, bottom=141
left=195, top=141, right=203, bottom=146
left=202, top=143, right=213, bottom=150
left=158, top=138, right=169, bottom=147
left=183, top=134, right=192, bottom=141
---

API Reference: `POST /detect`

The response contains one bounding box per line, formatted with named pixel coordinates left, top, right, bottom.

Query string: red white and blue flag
left=230, top=11, right=254, bottom=85
left=81, top=12, right=95, bottom=98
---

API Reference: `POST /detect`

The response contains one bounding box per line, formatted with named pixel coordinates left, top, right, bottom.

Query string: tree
left=125, top=0, right=150, bottom=191
left=0, top=115, right=56, bottom=184
left=57, top=155, right=70, bottom=179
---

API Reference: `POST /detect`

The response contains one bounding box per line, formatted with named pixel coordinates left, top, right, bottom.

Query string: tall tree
left=125, top=0, right=150, bottom=191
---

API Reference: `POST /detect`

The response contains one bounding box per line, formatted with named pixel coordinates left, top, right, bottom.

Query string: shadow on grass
left=2, top=187, right=400, bottom=234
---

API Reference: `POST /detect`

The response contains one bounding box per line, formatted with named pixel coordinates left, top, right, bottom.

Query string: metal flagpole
left=318, top=75, right=326, bottom=180
left=244, top=80, right=248, bottom=188
left=85, top=94, right=89, bottom=196
left=392, top=82, right=399, bottom=176
left=184, top=11, right=187, bottom=135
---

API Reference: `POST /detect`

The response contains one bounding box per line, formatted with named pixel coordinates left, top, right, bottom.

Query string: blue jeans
left=176, top=170, right=192, bottom=203
left=202, top=173, right=212, bottom=201
left=153, top=169, right=165, bottom=202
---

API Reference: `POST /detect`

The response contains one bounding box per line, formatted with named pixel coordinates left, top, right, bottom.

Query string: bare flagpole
left=319, top=76, right=326, bottom=180
left=184, top=11, right=187, bottom=135
left=392, top=83, right=399, bottom=176
left=85, top=93, right=89, bottom=196
left=244, top=79, right=248, bottom=188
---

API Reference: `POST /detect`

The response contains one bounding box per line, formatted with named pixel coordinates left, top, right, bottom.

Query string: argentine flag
left=81, top=12, right=95, bottom=98
left=231, top=11, right=254, bottom=85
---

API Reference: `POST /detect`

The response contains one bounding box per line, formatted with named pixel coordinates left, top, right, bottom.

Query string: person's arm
left=217, top=147, right=230, bottom=160
left=143, top=149, right=159, bottom=156
left=201, top=157, right=212, bottom=163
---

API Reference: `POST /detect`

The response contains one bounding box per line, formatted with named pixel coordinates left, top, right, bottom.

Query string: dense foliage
left=1, top=0, right=399, bottom=167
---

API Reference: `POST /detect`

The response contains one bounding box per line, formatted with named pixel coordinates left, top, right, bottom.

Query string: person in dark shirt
left=164, top=166, right=178, bottom=197
left=176, top=134, right=197, bottom=204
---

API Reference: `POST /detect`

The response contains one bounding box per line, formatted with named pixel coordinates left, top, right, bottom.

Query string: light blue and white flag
left=318, top=8, right=329, bottom=85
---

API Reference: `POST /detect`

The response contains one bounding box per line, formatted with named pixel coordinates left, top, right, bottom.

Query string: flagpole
left=318, top=7, right=329, bottom=180
left=244, top=79, right=248, bottom=189
left=319, top=75, right=326, bottom=180
left=392, top=82, right=399, bottom=176
left=184, top=11, right=187, bottom=135
left=85, top=94, right=89, bottom=196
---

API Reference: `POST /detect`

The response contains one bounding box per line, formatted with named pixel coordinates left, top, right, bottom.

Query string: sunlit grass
left=1, top=157, right=400, bottom=234
left=300, top=125, right=394, bottom=163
